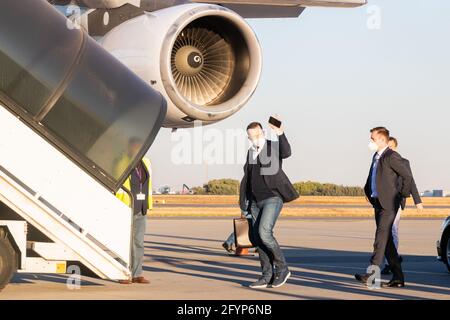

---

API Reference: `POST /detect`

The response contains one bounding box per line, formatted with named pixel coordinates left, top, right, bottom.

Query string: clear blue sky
left=149, top=0, right=450, bottom=192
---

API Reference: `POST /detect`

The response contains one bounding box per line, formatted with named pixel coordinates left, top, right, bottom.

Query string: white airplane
left=52, top=0, right=367, bottom=128
left=0, top=0, right=365, bottom=289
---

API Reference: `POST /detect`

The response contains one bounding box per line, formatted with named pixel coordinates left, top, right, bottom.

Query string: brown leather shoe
left=118, top=279, right=132, bottom=285
left=132, top=277, right=150, bottom=284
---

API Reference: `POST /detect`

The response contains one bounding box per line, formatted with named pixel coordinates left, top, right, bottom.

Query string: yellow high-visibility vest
left=116, top=157, right=153, bottom=211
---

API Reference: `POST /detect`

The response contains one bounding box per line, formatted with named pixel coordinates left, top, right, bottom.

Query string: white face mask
left=252, top=137, right=265, bottom=149
left=368, top=141, right=378, bottom=152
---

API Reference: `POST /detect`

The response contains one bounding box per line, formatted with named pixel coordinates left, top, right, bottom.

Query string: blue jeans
left=131, top=212, right=146, bottom=278
left=250, top=196, right=287, bottom=280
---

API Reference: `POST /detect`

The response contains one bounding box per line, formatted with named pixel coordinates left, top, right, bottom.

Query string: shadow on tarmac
left=142, top=233, right=450, bottom=300
left=9, top=232, right=449, bottom=299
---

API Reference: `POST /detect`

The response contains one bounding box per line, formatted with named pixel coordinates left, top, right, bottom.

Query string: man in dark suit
left=355, top=127, right=412, bottom=288
left=381, top=137, right=423, bottom=275
left=239, top=117, right=299, bottom=289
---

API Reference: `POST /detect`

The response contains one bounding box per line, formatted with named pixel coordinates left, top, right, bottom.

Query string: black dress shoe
left=222, top=242, right=234, bottom=253
left=354, top=273, right=370, bottom=284
left=381, top=279, right=405, bottom=288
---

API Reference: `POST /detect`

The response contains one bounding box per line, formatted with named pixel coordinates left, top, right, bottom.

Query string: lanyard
left=135, top=164, right=144, bottom=192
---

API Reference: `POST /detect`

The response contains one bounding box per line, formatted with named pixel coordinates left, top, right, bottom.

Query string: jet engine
left=91, top=3, right=262, bottom=128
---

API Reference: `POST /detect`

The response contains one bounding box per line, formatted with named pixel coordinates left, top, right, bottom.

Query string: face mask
left=368, top=141, right=378, bottom=152
left=252, top=137, right=265, bottom=148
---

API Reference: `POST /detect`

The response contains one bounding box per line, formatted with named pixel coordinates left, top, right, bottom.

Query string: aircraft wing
left=51, top=1, right=366, bottom=18
left=194, top=1, right=367, bottom=18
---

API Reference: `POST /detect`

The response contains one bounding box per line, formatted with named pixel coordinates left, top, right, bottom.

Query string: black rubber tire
left=443, top=233, right=450, bottom=273
left=0, top=229, right=17, bottom=291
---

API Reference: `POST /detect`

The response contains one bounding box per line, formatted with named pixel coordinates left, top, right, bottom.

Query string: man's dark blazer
left=364, top=148, right=413, bottom=211
left=239, top=133, right=299, bottom=212
left=130, top=161, right=150, bottom=215
left=398, top=158, right=422, bottom=210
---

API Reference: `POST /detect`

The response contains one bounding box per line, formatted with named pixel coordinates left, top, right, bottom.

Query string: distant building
left=420, top=190, right=433, bottom=197
left=158, top=186, right=173, bottom=194
left=154, top=184, right=193, bottom=195
left=434, top=190, right=444, bottom=197
left=420, top=189, right=449, bottom=197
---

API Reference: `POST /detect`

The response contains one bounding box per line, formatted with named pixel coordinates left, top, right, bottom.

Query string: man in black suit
left=381, top=137, right=423, bottom=275
left=355, top=127, right=412, bottom=288
left=239, top=117, right=299, bottom=289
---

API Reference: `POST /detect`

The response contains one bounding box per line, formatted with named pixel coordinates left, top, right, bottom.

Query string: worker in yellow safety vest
left=115, top=157, right=153, bottom=211
left=115, top=138, right=153, bottom=284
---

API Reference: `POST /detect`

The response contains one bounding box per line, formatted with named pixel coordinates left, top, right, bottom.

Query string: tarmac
left=1, top=217, right=449, bottom=300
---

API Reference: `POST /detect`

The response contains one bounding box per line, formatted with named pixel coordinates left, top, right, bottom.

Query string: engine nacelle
left=95, top=3, right=262, bottom=128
